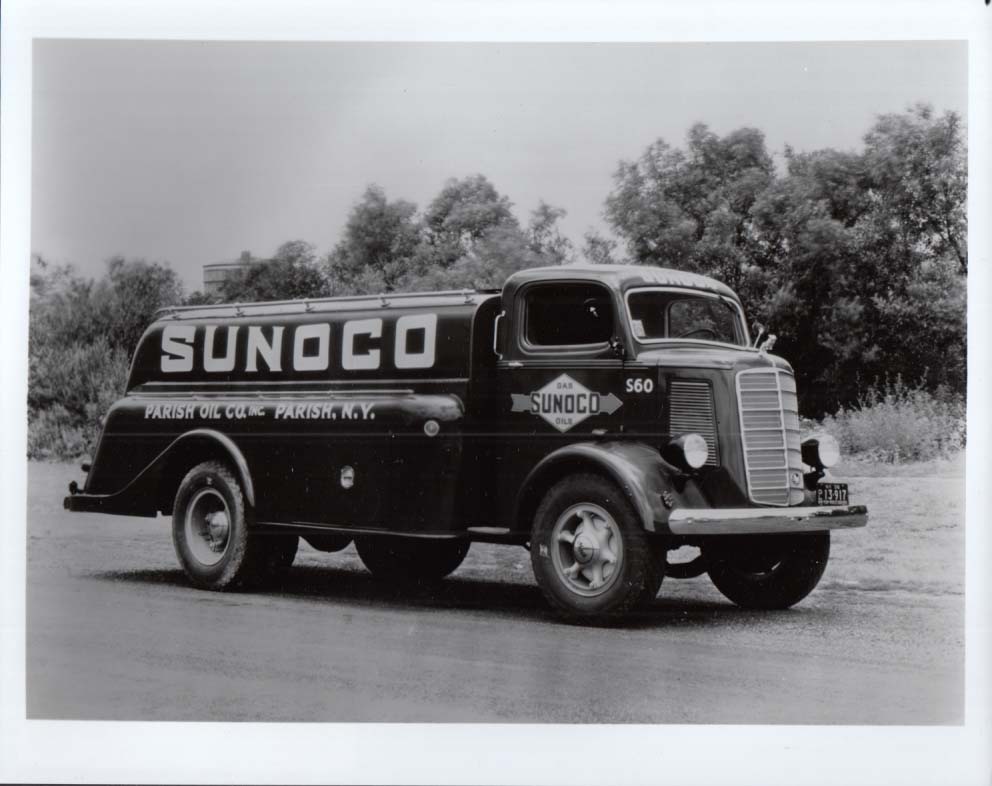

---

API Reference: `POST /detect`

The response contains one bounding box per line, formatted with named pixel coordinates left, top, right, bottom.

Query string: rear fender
left=65, top=429, right=255, bottom=516
left=157, top=429, right=256, bottom=509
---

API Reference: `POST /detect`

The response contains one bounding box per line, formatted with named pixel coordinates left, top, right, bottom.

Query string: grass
left=819, top=466, right=964, bottom=598
left=832, top=449, right=965, bottom=479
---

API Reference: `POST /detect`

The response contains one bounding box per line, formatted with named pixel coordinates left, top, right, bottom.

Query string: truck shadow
left=88, top=564, right=827, bottom=630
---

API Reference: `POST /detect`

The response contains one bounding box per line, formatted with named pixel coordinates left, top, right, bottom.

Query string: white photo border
left=1, top=2, right=989, bottom=784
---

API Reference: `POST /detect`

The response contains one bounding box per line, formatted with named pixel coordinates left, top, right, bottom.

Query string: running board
left=256, top=521, right=522, bottom=544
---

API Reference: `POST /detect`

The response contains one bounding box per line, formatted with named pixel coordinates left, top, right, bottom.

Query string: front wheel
left=355, top=536, right=470, bottom=585
left=530, top=474, right=662, bottom=621
left=705, top=531, right=830, bottom=609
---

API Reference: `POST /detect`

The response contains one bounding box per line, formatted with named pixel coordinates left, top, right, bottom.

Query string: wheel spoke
left=551, top=502, right=623, bottom=597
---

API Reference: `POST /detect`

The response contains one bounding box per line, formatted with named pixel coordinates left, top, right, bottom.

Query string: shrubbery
left=816, top=379, right=965, bottom=464
left=27, top=337, right=131, bottom=459
left=28, top=256, right=182, bottom=460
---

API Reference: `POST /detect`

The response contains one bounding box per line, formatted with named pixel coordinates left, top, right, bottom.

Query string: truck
left=64, top=264, right=867, bottom=619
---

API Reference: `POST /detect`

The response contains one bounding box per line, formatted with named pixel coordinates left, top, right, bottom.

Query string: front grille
left=736, top=368, right=804, bottom=506
left=668, top=380, right=719, bottom=467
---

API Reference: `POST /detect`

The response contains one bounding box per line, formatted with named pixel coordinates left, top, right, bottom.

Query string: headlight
left=802, top=433, right=840, bottom=469
left=665, top=433, right=709, bottom=471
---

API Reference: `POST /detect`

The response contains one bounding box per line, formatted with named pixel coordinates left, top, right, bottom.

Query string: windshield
left=626, top=289, right=747, bottom=347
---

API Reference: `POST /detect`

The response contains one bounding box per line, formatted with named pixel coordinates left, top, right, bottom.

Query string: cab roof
left=502, top=264, right=739, bottom=302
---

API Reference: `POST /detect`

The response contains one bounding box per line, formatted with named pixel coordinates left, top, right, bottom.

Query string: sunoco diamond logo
left=510, top=374, right=622, bottom=433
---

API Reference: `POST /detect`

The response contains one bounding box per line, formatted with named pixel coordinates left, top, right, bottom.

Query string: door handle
left=507, top=361, right=523, bottom=369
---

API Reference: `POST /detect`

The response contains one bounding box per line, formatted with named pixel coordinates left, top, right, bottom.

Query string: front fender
left=517, top=440, right=707, bottom=533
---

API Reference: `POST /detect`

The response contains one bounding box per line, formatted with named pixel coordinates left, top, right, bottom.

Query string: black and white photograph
left=1, top=2, right=989, bottom=784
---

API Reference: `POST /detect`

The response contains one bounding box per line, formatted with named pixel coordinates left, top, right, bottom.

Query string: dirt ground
left=25, top=457, right=964, bottom=723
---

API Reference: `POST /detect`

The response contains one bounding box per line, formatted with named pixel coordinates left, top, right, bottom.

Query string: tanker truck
left=64, top=265, right=866, bottom=619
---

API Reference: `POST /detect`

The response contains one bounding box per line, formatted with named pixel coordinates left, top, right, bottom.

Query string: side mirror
left=751, top=321, right=766, bottom=348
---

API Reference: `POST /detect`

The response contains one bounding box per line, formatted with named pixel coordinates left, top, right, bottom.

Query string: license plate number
left=816, top=483, right=848, bottom=505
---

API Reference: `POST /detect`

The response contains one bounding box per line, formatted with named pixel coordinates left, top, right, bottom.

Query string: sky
left=31, top=40, right=967, bottom=291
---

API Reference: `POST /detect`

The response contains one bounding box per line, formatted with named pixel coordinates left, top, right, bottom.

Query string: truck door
left=492, top=281, right=627, bottom=526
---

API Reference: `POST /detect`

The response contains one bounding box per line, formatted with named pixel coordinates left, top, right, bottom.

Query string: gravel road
left=26, top=461, right=964, bottom=723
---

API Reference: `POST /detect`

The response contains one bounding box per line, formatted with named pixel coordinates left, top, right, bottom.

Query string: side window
left=523, top=283, right=614, bottom=348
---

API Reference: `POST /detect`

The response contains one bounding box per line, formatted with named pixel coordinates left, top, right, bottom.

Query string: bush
left=28, top=255, right=169, bottom=461
left=27, top=405, right=92, bottom=461
left=27, top=337, right=130, bottom=460
left=817, top=378, right=965, bottom=463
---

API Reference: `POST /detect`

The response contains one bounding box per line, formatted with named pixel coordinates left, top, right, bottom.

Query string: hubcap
left=551, top=503, right=623, bottom=597
left=185, top=488, right=231, bottom=566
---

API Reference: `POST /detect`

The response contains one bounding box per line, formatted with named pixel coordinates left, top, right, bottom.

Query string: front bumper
left=666, top=504, right=867, bottom=536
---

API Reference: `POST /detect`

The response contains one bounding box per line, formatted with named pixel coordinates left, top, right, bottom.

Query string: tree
left=424, top=175, right=517, bottom=243
left=862, top=104, right=967, bottom=274
left=410, top=174, right=521, bottom=276
left=220, top=241, right=328, bottom=302
left=325, top=185, right=421, bottom=294
left=99, top=256, right=185, bottom=352
left=410, top=224, right=541, bottom=291
left=28, top=255, right=184, bottom=458
left=528, top=201, right=574, bottom=265
left=30, top=255, right=184, bottom=356
left=403, top=178, right=572, bottom=291
left=582, top=231, right=621, bottom=265
left=605, top=124, right=774, bottom=291
left=603, top=106, right=966, bottom=415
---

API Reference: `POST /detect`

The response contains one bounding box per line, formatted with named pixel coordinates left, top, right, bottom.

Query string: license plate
left=816, top=482, right=848, bottom=506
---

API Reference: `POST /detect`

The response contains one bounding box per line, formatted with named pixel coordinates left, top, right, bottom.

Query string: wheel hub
left=185, top=488, right=231, bottom=566
left=573, top=533, right=598, bottom=564
left=551, top=503, right=624, bottom=597
left=205, top=511, right=230, bottom=551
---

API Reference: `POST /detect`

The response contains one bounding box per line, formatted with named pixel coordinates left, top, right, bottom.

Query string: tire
left=172, top=460, right=262, bottom=590
left=530, top=473, right=662, bottom=620
left=355, top=536, right=470, bottom=585
left=705, top=531, right=830, bottom=609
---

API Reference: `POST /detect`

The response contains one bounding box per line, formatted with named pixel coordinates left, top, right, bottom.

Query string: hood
left=633, top=344, right=793, bottom=373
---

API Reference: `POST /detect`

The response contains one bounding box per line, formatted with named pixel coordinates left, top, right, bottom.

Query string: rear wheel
left=530, top=474, right=662, bottom=621
left=705, top=531, right=830, bottom=609
left=172, top=460, right=260, bottom=590
left=355, top=536, right=470, bottom=585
